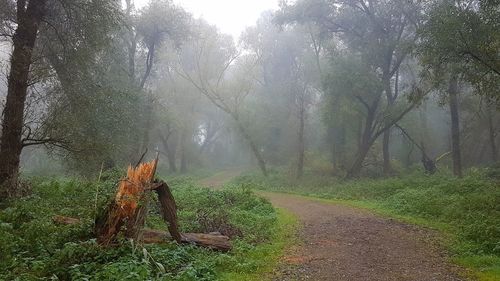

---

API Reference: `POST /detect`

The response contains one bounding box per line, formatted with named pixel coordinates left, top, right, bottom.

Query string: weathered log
left=181, top=232, right=232, bottom=252
left=53, top=215, right=80, bottom=225
left=142, top=229, right=232, bottom=251
left=154, top=180, right=182, bottom=243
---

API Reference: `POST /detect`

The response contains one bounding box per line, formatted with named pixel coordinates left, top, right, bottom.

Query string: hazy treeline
left=0, top=0, right=498, bottom=194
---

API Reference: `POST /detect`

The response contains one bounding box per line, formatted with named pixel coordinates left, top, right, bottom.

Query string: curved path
left=260, top=192, right=467, bottom=281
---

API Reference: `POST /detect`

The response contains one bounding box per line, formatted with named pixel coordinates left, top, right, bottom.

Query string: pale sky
left=134, top=0, right=279, bottom=40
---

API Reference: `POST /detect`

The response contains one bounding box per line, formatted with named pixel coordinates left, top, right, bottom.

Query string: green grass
left=218, top=208, right=299, bottom=281
left=0, top=172, right=293, bottom=280
left=233, top=168, right=500, bottom=281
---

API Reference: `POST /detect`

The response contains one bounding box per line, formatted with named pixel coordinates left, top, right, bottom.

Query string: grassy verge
left=218, top=208, right=299, bottom=281
left=233, top=168, right=500, bottom=281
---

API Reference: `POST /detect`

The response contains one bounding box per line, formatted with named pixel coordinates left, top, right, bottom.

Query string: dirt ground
left=197, top=169, right=243, bottom=188
left=260, top=192, right=468, bottom=281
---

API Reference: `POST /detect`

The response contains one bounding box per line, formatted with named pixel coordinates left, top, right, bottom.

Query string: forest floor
left=198, top=173, right=469, bottom=281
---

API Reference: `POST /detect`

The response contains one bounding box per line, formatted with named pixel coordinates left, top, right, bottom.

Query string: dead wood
left=142, top=229, right=232, bottom=251
left=53, top=215, right=80, bottom=225
left=94, top=160, right=158, bottom=246
left=153, top=180, right=182, bottom=243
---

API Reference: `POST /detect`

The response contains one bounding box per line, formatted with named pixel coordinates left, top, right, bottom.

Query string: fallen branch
left=52, top=215, right=80, bottom=225
left=142, top=229, right=231, bottom=252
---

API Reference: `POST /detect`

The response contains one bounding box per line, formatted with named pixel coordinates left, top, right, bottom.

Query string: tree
left=0, top=0, right=122, bottom=197
left=418, top=0, right=500, bottom=176
left=324, top=54, right=425, bottom=178
left=242, top=13, right=322, bottom=178
left=0, top=0, right=48, bottom=193
left=129, top=0, right=191, bottom=155
left=175, top=21, right=269, bottom=176
left=278, top=0, right=423, bottom=176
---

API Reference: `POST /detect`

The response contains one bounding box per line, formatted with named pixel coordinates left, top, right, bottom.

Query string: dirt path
left=260, top=192, right=467, bottom=281
left=197, top=169, right=243, bottom=188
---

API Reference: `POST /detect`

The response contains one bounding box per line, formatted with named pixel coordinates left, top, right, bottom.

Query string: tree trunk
left=382, top=130, right=391, bottom=175
left=95, top=160, right=158, bottom=245
left=235, top=119, right=267, bottom=177
left=296, top=101, right=305, bottom=179
left=487, top=105, right=498, bottom=163
left=180, top=128, right=188, bottom=173
left=382, top=70, right=396, bottom=176
left=448, top=75, right=462, bottom=177
left=346, top=108, right=377, bottom=179
left=140, top=92, right=153, bottom=154
left=346, top=138, right=373, bottom=179
left=0, top=0, right=48, bottom=195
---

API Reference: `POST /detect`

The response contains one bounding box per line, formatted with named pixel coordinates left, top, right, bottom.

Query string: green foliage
left=235, top=169, right=500, bottom=278
left=418, top=0, right=500, bottom=100
left=0, top=176, right=278, bottom=280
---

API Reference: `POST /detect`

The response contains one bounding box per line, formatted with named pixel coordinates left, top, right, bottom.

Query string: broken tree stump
left=89, top=158, right=231, bottom=251
left=94, top=160, right=158, bottom=246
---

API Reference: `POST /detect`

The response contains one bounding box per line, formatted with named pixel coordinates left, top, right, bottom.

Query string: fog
left=0, top=0, right=498, bottom=180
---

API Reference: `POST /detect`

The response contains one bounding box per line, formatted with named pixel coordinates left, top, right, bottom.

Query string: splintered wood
left=115, top=160, right=158, bottom=217
left=95, top=160, right=158, bottom=246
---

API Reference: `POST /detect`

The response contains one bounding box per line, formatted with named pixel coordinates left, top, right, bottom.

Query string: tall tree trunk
left=448, top=75, right=462, bottom=177
left=382, top=130, right=391, bottom=175
left=296, top=101, right=305, bottom=179
left=180, top=128, right=188, bottom=174
left=125, top=0, right=136, bottom=83
left=140, top=91, right=153, bottom=154
left=347, top=108, right=377, bottom=179
left=235, top=118, right=267, bottom=177
left=160, top=132, right=177, bottom=173
left=419, top=100, right=429, bottom=152
left=487, top=104, right=498, bottom=163
left=382, top=70, right=397, bottom=176
left=329, top=126, right=337, bottom=171
left=0, top=0, right=48, bottom=195
left=347, top=136, right=374, bottom=179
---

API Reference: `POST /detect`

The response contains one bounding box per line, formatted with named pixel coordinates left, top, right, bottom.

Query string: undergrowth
left=233, top=167, right=500, bottom=280
left=0, top=172, right=283, bottom=280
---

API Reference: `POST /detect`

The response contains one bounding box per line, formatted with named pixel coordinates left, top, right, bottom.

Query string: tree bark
left=487, top=104, right=498, bottom=163
left=180, top=127, right=188, bottom=173
left=235, top=119, right=268, bottom=177
left=296, top=99, right=305, bottom=179
left=346, top=106, right=378, bottom=178
left=155, top=180, right=181, bottom=243
left=95, top=160, right=158, bottom=246
left=382, top=69, right=397, bottom=176
left=0, top=0, right=48, bottom=195
left=382, top=130, right=391, bottom=175
left=448, top=75, right=462, bottom=177
left=160, top=132, right=177, bottom=173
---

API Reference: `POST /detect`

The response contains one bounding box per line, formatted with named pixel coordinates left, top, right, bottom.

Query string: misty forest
left=0, top=0, right=499, bottom=280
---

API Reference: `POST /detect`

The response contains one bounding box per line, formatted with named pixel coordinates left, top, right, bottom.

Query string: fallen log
left=181, top=232, right=232, bottom=252
left=53, top=215, right=80, bottom=225
left=142, top=229, right=231, bottom=251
